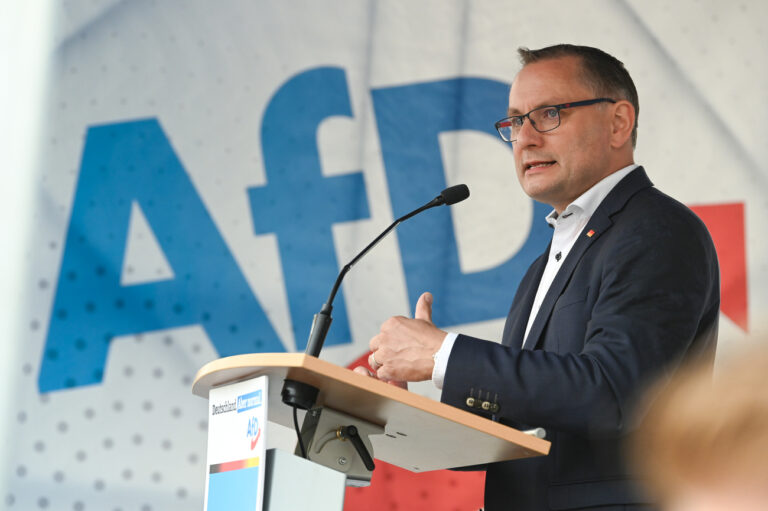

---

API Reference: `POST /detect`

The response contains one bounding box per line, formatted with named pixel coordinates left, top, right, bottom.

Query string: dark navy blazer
left=441, top=167, right=720, bottom=511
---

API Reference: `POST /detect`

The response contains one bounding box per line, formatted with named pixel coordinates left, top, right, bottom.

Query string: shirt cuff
left=431, top=332, right=459, bottom=390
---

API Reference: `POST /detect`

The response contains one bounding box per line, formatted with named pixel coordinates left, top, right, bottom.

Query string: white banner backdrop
left=2, top=1, right=766, bottom=509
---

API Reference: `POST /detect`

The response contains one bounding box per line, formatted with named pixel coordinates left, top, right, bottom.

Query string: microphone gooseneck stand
left=280, top=185, right=470, bottom=482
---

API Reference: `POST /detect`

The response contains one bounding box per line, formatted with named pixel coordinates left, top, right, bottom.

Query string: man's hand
left=351, top=365, right=407, bottom=389
left=366, top=292, right=447, bottom=382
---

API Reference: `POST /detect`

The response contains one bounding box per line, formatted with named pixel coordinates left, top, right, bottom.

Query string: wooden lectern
left=194, top=353, right=550, bottom=510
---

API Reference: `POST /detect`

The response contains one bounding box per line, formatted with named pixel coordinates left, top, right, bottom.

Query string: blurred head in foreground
left=632, top=347, right=768, bottom=511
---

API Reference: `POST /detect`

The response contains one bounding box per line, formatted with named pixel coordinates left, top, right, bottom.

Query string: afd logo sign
left=247, top=416, right=261, bottom=451
left=38, top=66, right=550, bottom=392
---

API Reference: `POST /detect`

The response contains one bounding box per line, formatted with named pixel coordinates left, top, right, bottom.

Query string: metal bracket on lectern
left=296, top=407, right=384, bottom=487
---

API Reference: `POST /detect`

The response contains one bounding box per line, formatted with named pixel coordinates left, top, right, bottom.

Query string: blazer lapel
left=501, top=249, right=549, bottom=347
left=521, top=166, right=653, bottom=351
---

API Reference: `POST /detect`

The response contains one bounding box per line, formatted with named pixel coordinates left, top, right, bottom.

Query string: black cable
left=292, top=405, right=307, bottom=459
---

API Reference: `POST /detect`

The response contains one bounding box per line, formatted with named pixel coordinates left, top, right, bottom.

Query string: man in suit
left=364, top=44, right=720, bottom=510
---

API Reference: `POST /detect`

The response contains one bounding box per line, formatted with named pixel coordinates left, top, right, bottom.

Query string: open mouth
left=525, top=161, right=557, bottom=171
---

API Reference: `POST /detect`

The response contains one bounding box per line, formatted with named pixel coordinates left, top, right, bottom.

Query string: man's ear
left=610, top=100, right=635, bottom=148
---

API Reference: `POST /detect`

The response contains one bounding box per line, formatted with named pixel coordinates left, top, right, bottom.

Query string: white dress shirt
left=431, top=164, right=639, bottom=390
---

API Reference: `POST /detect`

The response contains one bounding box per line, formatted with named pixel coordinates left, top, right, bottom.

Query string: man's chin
left=525, top=183, right=573, bottom=211
left=522, top=178, right=559, bottom=203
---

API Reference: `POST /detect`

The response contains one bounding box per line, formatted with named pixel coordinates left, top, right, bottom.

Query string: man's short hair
left=518, top=44, right=639, bottom=148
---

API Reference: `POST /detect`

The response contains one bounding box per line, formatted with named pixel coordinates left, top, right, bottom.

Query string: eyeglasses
left=494, top=98, right=616, bottom=143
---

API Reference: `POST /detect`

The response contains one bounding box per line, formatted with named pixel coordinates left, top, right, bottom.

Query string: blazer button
left=489, top=403, right=500, bottom=413
left=481, top=401, right=491, bottom=411
left=465, top=397, right=476, bottom=407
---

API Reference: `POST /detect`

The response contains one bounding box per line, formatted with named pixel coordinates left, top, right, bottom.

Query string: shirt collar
left=545, top=163, right=639, bottom=227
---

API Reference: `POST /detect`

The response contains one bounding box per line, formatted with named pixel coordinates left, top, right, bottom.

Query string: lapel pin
left=586, top=229, right=595, bottom=238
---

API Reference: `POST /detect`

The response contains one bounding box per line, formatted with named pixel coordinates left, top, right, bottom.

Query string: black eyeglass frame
left=494, top=98, right=617, bottom=143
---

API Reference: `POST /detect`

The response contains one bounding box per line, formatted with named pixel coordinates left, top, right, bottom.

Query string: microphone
left=304, top=184, right=470, bottom=358
left=440, top=184, right=470, bottom=205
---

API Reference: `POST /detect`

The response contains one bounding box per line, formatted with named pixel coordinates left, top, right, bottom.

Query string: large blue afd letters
left=372, top=79, right=550, bottom=327
left=38, top=119, right=283, bottom=392
left=38, top=72, right=550, bottom=393
left=248, top=68, right=369, bottom=351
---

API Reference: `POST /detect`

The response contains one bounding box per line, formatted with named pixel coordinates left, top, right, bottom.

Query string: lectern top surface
left=193, top=353, right=549, bottom=472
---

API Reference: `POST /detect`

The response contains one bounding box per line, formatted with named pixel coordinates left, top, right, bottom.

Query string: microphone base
left=281, top=378, right=320, bottom=410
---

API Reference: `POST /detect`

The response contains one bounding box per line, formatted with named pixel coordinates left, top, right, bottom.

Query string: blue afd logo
left=38, top=67, right=550, bottom=392
left=247, top=416, right=261, bottom=451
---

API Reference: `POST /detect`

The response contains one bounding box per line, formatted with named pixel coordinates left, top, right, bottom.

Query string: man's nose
left=515, top=116, right=544, bottom=149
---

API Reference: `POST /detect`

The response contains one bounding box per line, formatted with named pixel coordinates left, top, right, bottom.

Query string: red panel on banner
left=690, top=202, right=749, bottom=332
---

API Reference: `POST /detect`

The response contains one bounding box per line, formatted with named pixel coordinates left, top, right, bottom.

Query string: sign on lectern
left=203, top=376, right=269, bottom=511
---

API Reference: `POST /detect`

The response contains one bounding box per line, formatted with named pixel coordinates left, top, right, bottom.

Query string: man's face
left=508, top=56, right=616, bottom=212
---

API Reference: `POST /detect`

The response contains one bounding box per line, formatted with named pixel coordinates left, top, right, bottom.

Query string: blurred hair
left=630, top=347, right=768, bottom=503
left=517, top=44, right=639, bottom=148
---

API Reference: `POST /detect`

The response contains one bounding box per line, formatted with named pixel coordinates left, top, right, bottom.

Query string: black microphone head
left=440, top=184, right=470, bottom=205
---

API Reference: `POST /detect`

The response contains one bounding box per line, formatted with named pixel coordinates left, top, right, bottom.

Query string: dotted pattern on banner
left=7, top=328, right=214, bottom=510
